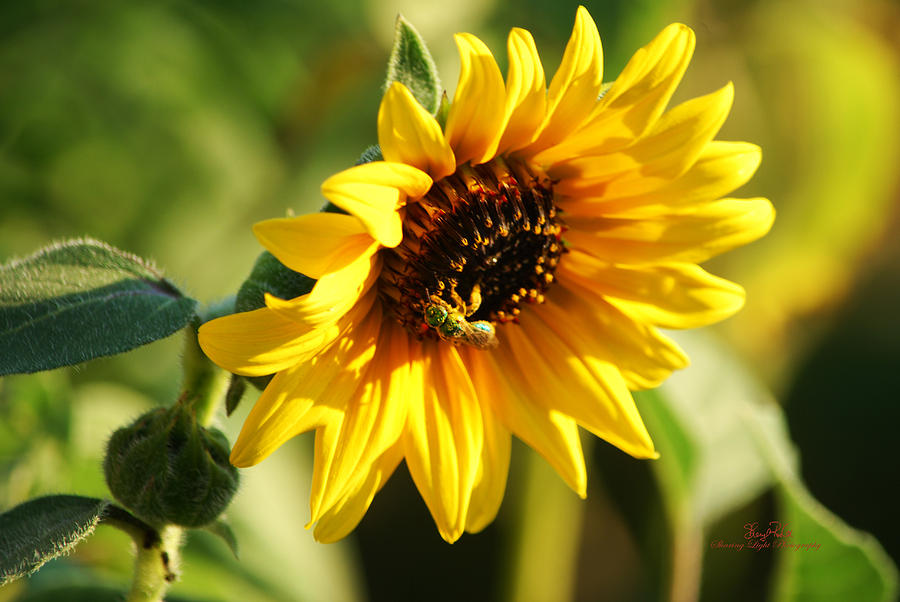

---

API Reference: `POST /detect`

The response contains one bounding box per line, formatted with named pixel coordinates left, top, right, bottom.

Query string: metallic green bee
left=423, top=285, right=498, bottom=350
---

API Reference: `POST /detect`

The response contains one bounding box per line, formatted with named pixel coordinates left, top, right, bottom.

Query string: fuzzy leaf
left=0, top=238, right=197, bottom=375
left=385, top=15, right=441, bottom=114
left=0, top=495, right=109, bottom=586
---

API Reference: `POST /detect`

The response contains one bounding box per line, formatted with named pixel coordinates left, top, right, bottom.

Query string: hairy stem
left=126, top=526, right=182, bottom=602
left=180, top=319, right=229, bottom=427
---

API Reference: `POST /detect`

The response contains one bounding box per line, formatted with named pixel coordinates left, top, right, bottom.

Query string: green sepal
left=385, top=15, right=441, bottom=114
left=355, top=144, right=384, bottom=165
left=0, top=238, right=197, bottom=376
left=435, top=91, right=450, bottom=129
left=104, top=404, right=240, bottom=528
left=597, top=81, right=613, bottom=100
left=0, top=495, right=110, bottom=586
left=224, top=373, right=246, bottom=416
left=204, top=518, right=240, bottom=559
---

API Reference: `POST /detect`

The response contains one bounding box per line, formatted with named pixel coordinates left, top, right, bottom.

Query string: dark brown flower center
left=379, top=156, right=565, bottom=340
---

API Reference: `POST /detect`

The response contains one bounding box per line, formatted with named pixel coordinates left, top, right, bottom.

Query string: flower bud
left=104, top=404, right=239, bottom=528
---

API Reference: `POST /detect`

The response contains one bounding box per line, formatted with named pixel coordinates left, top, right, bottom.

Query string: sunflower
left=199, top=6, right=773, bottom=543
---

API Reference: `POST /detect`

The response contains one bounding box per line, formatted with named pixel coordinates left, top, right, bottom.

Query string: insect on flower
left=423, top=284, right=499, bottom=349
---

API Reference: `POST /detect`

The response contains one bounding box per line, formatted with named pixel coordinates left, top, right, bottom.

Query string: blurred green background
left=2, top=0, right=899, bottom=600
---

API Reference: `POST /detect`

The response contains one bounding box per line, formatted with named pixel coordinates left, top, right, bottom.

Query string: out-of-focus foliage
left=2, top=0, right=899, bottom=600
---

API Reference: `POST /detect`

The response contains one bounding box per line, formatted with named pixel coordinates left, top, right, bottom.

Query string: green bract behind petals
left=385, top=14, right=442, bottom=115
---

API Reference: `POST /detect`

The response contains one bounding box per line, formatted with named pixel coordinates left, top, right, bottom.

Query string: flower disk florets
left=380, top=156, right=564, bottom=339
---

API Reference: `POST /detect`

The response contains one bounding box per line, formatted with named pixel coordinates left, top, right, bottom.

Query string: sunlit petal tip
left=526, top=4, right=603, bottom=155
left=444, top=32, right=507, bottom=165
left=379, top=82, right=456, bottom=181
left=230, top=423, right=280, bottom=468
left=499, top=27, right=547, bottom=152
left=759, top=198, right=776, bottom=231
left=228, top=443, right=263, bottom=469
left=666, top=22, right=694, bottom=37
left=573, top=475, right=588, bottom=499
left=575, top=5, right=594, bottom=25
left=621, top=434, right=659, bottom=460
left=722, top=80, right=735, bottom=105
left=320, top=163, right=432, bottom=247
left=726, top=142, right=763, bottom=181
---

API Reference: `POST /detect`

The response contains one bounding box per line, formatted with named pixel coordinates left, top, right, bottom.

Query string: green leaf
left=385, top=15, right=441, bottom=114
left=0, top=495, right=109, bottom=586
left=0, top=238, right=197, bottom=376
left=204, top=518, right=240, bottom=560
left=772, top=479, right=898, bottom=602
left=637, top=331, right=898, bottom=601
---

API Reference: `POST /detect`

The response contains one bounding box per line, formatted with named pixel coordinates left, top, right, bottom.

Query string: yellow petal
left=536, top=23, right=695, bottom=165
left=402, top=340, right=483, bottom=543
left=526, top=6, right=603, bottom=156
left=498, top=27, right=547, bottom=153
left=229, top=305, right=383, bottom=467
left=505, top=310, right=657, bottom=459
left=253, top=213, right=375, bottom=279
left=307, top=324, right=411, bottom=523
left=471, top=345, right=587, bottom=497
left=321, top=162, right=432, bottom=247
left=378, top=82, right=456, bottom=181
left=548, top=83, right=734, bottom=185
left=596, top=23, right=694, bottom=119
left=264, top=251, right=380, bottom=328
left=544, top=276, right=689, bottom=390
left=562, top=250, right=745, bottom=329
left=444, top=33, right=507, bottom=166
left=199, top=307, right=317, bottom=377
left=312, top=443, right=403, bottom=543
left=452, top=355, right=511, bottom=534
left=564, top=197, right=775, bottom=264
left=557, top=141, right=762, bottom=210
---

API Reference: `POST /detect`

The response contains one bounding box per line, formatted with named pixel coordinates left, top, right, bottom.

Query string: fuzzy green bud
left=103, top=404, right=239, bottom=528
